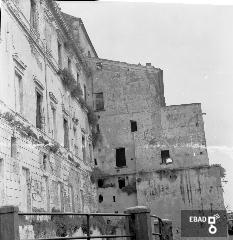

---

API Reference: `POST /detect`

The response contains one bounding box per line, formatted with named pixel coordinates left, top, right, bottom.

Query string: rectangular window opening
left=130, top=120, right=137, bottom=132
left=63, top=118, right=69, bottom=149
left=11, top=137, right=17, bottom=158
left=36, top=91, right=42, bottom=129
left=94, top=92, right=104, bottom=111
left=118, top=177, right=125, bottom=189
left=116, top=148, right=126, bottom=168
left=161, top=150, right=172, bottom=164
left=113, top=196, right=116, bottom=202
left=58, top=41, right=62, bottom=67
left=52, top=106, right=57, bottom=140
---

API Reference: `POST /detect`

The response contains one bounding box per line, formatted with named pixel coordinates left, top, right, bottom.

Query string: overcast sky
left=58, top=1, right=233, bottom=211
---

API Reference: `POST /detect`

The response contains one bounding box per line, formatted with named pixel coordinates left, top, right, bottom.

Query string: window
left=118, top=177, right=125, bottom=189
left=94, top=92, right=104, bottom=111
left=15, top=72, right=23, bottom=114
left=99, top=194, right=103, bottom=203
left=113, top=196, right=116, bottom=202
left=94, top=158, right=97, bottom=166
left=68, top=58, right=71, bottom=72
left=130, top=120, right=137, bottom=132
left=11, top=137, right=17, bottom=158
left=98, top=179, right=104, bottom=188
left=161, top=150, right=173, bottom=164
left=68, top=185, right=74, bottom=212
left=57, top=182, right=63, bottom=211
left=21, top=168, right=30, bottom=212
left=36, top=91, right=42, bottom=129
left=51, top=106, right=57, bottom=140
left=63, top=118, right=69, bottom=149
left=30, top=0, right=37, bottom=29
left=82, top=135, right=86, bottom=162
left=77, top=73, right=79, bottom=81
left=42, top=153, right=48, bottom=171
left=116, top=148, right=126, bottom=168
left=83, top=84, right=87, bottom=102
left=96, top=124, right=100, bottom=133
left=58, top=41, right=62, bottom=67
left=42, top=176, right=49, bottom=211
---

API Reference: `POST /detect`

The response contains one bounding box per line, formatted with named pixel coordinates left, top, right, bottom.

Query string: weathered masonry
left=86, top=58, right=225, bottom=240
left=0, top=0, right=98, bottom=215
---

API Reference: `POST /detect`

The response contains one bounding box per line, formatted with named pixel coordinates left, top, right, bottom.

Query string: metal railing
left=18, top=212, right=135, bottom=240
left=150, top=215, right=163, bottom=240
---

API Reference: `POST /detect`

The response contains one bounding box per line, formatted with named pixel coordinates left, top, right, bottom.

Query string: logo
left=181, top=210, right=227, bottom=237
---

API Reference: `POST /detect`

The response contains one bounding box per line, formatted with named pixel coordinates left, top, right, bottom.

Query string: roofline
left=88, top=57, right=162, bottom=71
left=61, top=12, right=98, bottom=58
left=78, top=18, right=98, bottom=58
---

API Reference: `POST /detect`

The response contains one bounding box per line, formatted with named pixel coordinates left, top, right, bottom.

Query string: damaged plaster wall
left=137, top=165, right=225, bottom=240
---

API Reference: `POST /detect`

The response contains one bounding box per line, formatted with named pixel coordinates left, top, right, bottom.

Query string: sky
left=58, top=1, right=233, bottom=211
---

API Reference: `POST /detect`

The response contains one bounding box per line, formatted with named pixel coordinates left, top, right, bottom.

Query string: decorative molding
left=12, top=53, right=27, bottom=71
left=62, top=103, right=70, bottom=117
left=33, top=75, right=44, bottom=91
left=49, top=92, right=58, bottom=104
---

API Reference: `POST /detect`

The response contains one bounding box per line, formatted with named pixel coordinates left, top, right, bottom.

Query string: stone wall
left=137, top=165, right=225, bottom=240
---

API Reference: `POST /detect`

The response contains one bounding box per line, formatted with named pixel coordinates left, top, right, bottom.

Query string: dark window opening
left=116, top=148, right=126, bottom=168
left=42, top=154, right=47, bottom=170
left=30, top=0, right=37, bottom=29
left=96, top=62, right=102, bottom=70
left=130, top=120, right=137, bottom=132
left=82, top=135, right=86, bottom=162
left=83, top=84, right=87, bottom=101
left=98, top=179, right=104, bottom=188
left=113, top=196, right=116, bottom=202
left=94, top=158, right=98, bottom=165
left=58, top=41, right=62, bottom=67
left=63, top=118, right=69, bottom=149
left=196, top=122, right=199, bottom=127
left=11, top=137, right=17, bottom=158
left=17, top=73, right=23, bottom=114
left=94, top=92, right=104, bottom=111
left=36, top=91, right=42, bottom=129
left=118, top=177, right=125, bottom=189
left=68, top=58, right=71, bottom=72
left=161, top=150, right=173, bottom=164
left=115, top=211, right=118, bottom=213
left=98, top=194, right=103, bottom=203
left=96, top=124, right=100, bottom=133
left=200, top=152, right=203, bottom=155
left=107, top=219, right=111, bottom=224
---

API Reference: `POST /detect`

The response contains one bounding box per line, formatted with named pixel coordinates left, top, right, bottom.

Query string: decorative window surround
left=12, top=53, right=27, bottom=74
left=49, top=92, right=58, bottom=104
left=33, top=75, right=44, bottom=91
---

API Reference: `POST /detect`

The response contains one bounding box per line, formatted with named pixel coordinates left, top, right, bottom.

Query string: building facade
left=0, top=0, right=97, bottom=214
left=87, top=58, right=225, bottom=239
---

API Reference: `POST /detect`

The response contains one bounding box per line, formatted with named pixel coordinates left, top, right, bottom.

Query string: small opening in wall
left=161, top=150, right=173, bottom=164
left=200, top=152, right=203, bottom=155
left=115, top=211, right=118, bottom=213
left=94, top=159, right=98, bottom=165
left=118, top=177, right=125, bottom=189
left=130, top=120, right=137, bottom=132
left=43, top=154, right=47, bottom=170
left=99, top=195, right=103, bottom=203
left=116, top=148, right=126, bottom=168
left=196, top=122, right=199, bottom=127
left=107, top=219, right=111, bottom=224
left=11, top=137, right=17, bottom=158
left=113, top=196, right=116, bottom=202
left=98, top=179, right=104, bottom=188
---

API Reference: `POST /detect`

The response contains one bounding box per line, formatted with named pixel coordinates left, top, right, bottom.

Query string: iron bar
left=18, top=212, right=131, bottom=216
left=21, top=235, right=134, bottom=240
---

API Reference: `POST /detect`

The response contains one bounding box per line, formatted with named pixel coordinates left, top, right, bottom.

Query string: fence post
left=125, top=206, right=153, bottom=240
left=0, top=206, right=20, bottom=240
